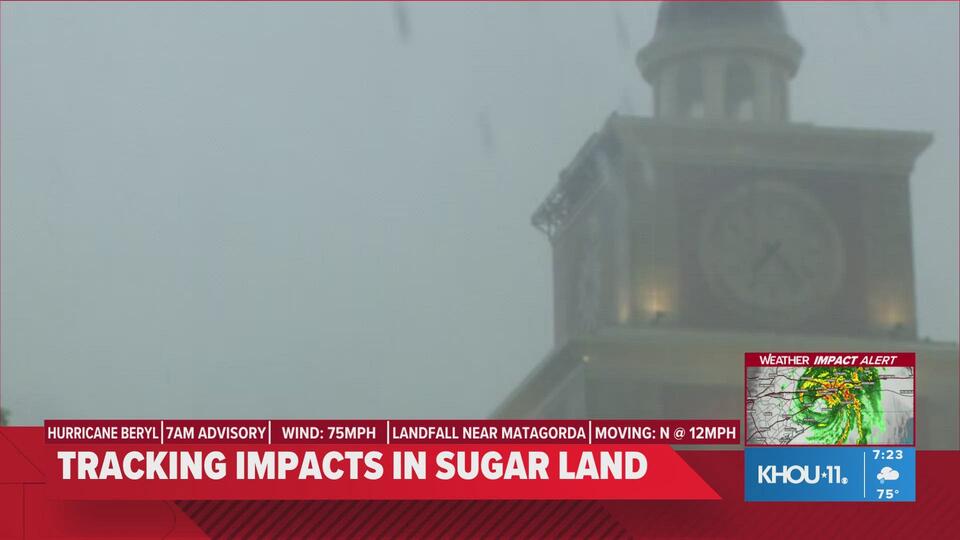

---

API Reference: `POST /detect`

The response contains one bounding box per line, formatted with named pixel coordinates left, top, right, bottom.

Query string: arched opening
left=724, top=61, right=755, bottom=121
left=676, top=62, right=705, bottom=119
left=772, top=71, right=788, bottom=121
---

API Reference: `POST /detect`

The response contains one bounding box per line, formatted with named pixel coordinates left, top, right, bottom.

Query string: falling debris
left=612, top=4, right=631, bottom=53
left=477, top=111, right=496, bottom=155
left=393, top=2, right=412, bottom=43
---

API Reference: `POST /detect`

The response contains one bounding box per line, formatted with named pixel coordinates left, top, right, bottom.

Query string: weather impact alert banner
left=744, top=352, right=917, bottom=502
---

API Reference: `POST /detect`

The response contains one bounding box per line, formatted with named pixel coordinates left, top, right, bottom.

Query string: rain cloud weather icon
left=877, top=467, right=900, bottom=484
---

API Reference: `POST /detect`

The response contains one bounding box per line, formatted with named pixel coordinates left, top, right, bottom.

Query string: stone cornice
left=610, top=116, right=932, bottom=177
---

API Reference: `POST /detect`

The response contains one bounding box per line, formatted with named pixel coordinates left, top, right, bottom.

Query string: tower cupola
left=638, top=1, right=803, bottom=122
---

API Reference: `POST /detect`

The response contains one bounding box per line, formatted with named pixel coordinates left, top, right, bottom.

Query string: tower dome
left=654, top=1, right=788, bottom=36
left=638, top=1, right=802, bottom=123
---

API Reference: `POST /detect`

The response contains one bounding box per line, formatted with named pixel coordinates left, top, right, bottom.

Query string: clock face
left=698, top=180, right=844, bottom=325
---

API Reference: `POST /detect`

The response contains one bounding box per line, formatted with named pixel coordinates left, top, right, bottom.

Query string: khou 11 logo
left=744, top=447, right=915, bottom=502
left=757, top=464, right=848, bottom=485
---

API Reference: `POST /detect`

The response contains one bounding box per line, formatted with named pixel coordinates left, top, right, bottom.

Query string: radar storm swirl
left=792, top=367, right=884, bottom=445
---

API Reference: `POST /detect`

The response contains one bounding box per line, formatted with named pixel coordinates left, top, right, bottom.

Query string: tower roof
left=655, top=1, right=788, bottom=36
left=638, top=1, right=802, bottom=83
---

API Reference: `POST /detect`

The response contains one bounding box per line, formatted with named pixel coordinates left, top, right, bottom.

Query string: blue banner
left=745, top=447, right=915, bottom=502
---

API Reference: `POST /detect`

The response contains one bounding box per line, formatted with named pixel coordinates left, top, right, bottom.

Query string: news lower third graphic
left=39, top=419, right=737, bottom=500
left=744, top=352, right=917, bottom=503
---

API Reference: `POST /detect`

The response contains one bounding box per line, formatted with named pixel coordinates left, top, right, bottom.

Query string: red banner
left=44, top=444, right=717, bottom=500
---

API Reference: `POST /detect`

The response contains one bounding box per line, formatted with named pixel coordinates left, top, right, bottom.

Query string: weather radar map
left=746, top=363, right=914, bottom=445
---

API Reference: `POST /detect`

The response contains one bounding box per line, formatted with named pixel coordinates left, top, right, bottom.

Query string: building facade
left=495, top=2, right=959, bottom=450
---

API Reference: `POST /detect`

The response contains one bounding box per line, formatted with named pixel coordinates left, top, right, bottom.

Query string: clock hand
left=749, top=240, right=782, bottom=288
left=773, top=251, right=803, bottom=289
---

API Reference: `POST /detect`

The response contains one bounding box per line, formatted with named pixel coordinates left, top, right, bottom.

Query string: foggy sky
left=2, top=2, right=957, bottom=424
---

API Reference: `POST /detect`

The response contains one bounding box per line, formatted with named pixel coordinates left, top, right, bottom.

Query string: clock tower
left=497, top=2, right=959, bottom=450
